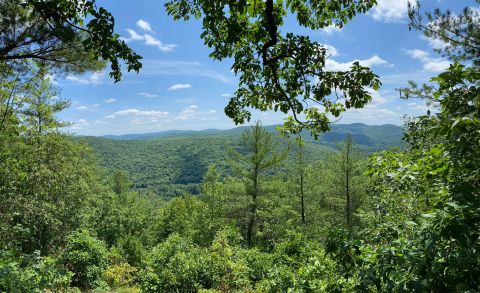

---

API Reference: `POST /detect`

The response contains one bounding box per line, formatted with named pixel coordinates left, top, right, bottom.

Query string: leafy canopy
left=166, top=0, right=381, bottom=137
left=0, top=0, right=142, bottom=81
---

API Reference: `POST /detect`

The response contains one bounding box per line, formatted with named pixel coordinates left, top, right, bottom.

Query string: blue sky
left=55, top=0, right=471, bottom=136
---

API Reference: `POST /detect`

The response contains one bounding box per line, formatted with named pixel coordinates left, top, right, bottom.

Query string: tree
left=339, top=2, right=480, bottom=291
left=292, top=137, right=307, bottom=225
left=0, top=65, right=108, bottom=254
left=408, top=0, right=480, bottom=67
left=229, top=121, right=288, bottom=246
left=326, top=134, right=365, bottom=236
left=166, top=0, right=381, bottom=136
left=112, top=170, right=133, bottom=195
left=61, top=230, right=107, bottom=290
left=0, top=0, right=141, bottom=80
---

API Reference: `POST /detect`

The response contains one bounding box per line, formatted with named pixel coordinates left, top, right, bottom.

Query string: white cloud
left=125, top=29, right=143, bottom=41
left=404, top=49, right=451, bottom=73
left=421, top=35, right=448, bottom=50
left=370, top=0, right=414, bottom=23
left=322, top=44, right=339, bottom=57
left=108, top=108, right=169, bottom=119
left=93, top=104, right=100, bottom=108
left=325, top=55, right=391, bottom=71
left=367, top=88, right=394, bottom=106
left=321, top=24, right=341, bottom=35
left=103, top=108, right=171, bottom=128
left=76, top=119, right=90, bottom=127
left=221, top=93, right=231, bottom=97
left=168, top=83, right=192, bottom=91
left=66, top=71, right=104, bottom=85
left=103, top=98, right=117, bottom=104
left=136, top=19, right=153, bottom=32
left=176, top=105, right=217, bottom=121
left=123, top=28, right=177, bottom=53
left=340, top=104, right=401, bottom=125
left=405, top=49, right=430, bottom=60
left=138, top=92, right=158, bottom=98
left=423, top=60, right=450, bottom=73
left=76, top=105, right=88, bottom=110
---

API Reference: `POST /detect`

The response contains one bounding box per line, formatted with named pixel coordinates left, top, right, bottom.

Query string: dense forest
left=81, top=123, right=404, bottom=197
left=1, top=0, right=479, bottom=292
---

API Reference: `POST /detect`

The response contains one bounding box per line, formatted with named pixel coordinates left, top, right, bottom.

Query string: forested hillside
left=99, top=123, right=404, bottom=151
left=82, top=123, right=403, bottom=197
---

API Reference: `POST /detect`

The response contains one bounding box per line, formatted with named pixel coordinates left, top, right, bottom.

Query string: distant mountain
left=82, top=124, right=404, bottom=197
left=100, top=123, right=404, bottom=151
left=102, top=129, right=224, bottom=140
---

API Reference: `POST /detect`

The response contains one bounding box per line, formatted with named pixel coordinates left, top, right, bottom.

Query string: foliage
left=138, top=234, right=213, bottom=293
left=61, top=229, right=108, bottom=290
left=166, top=0, right=380, bottom=136
left=0, top=131, right=106, bottom=254
left=0, top=0, right=141, bottom=80
left=408, top=0, right=480, bottom=66
left=103, top=262, right=137, bottom=289
left=2, top=0, right=479, bottom=290
left=0, top=250, right=72, bottom=292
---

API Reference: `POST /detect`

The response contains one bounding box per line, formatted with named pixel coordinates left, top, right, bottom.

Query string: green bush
left=117, top=235, right=145, bottom=267
left=209, top=227, right=250, bottom=291
left=61, top=230, right=108, bottom=290
left=0, top=250, right=71, bottom=292
left=138, top=233, right=213, bottom=292
left=103, top=262, right=137, bottom=289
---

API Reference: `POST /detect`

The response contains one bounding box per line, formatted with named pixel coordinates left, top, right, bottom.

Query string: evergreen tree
left=229, top=121, right=288, bottom=246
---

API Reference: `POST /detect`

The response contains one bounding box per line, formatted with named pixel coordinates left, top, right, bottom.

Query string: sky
left=54, top=0, right=472, bottom=136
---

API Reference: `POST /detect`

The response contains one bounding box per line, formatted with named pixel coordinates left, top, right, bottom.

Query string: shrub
left=138, top=233, right=213, bottom=292
left=61, top=230, right=107, bottom=290
left=103, top=262, right=137, bottom=289
left=0, top=250, right=71, bottom=292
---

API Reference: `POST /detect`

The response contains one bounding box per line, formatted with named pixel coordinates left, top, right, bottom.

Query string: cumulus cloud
left=136, top=19, right=153, bottom=32
left=123, top=29, right=177, bottom=52
left=367, top=88, right=394, bottom=106
left=340, top=104, right=401, bottom=125
left=325, top=55, right=391, bottom=71
left=404, top=49, right=451, bottom=73
left=103, top=98, right=117, bottom=104
left=321, top=24, right=342, bottom=35
left=370, top=0, right=414, bottom=23
left=122, top=20, right=177, bottom=53
left=176, top=105, right=217, bottom=121
left=404, top=49, right=430, bottom=60
left=69, top=118, right=91, bottom=130
left=115, top=109, right=168, bottom=117
left=76, top=105, right=88, bottom=110
left=421, top=35, right=449, bottom=50
left=168, top=83, right=192, bottom=91
left=105, top=108, right=169, bottom=125
left=66, top=71, right=104, bottom=85
left=322, top=44, right=339, bottom=57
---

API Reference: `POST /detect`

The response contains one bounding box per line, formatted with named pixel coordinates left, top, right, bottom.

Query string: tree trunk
left=246, top=167, right=259, bottom=246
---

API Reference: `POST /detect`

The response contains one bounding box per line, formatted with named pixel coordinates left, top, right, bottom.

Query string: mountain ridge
left=81, top=123, right=405, bottom=197
left=96, top=123, right=403, bottom=144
